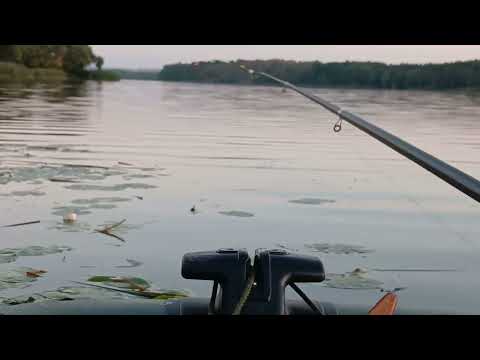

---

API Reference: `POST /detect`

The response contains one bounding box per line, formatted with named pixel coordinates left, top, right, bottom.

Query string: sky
left=91, top=45, right=480, bottom=69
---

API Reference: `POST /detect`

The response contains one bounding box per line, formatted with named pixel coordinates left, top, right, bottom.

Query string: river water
left=0, top=80, right=479, bottom=313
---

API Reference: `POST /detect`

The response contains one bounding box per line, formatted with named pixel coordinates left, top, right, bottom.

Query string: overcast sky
left=91, top=45, right=480, bottom=69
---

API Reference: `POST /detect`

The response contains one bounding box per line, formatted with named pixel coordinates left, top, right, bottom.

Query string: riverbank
left=0, top=62, right=120, bottom=84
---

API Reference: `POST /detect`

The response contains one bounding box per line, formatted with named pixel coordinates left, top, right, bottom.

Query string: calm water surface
left=0, top=80, right=479, bottom=313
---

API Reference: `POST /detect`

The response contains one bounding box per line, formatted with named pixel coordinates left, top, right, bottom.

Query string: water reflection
left=0, top=80, right=479, bottom=313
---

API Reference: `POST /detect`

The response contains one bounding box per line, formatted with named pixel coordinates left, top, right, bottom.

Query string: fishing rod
left=239, top=65, right=480, bottom=203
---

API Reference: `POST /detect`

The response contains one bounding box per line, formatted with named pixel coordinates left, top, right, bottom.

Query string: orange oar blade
left=368, top=292, right=398, bottom=315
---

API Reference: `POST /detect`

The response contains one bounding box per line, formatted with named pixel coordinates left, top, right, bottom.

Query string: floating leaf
left=26, top=269, right=47, bottom=278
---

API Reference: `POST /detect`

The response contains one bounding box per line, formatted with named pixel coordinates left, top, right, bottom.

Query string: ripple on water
left=289, top=198, right=336, bottom=205
left=0, top=190, right=46, bottom=197
left=218, top=211, right=255, bottom=218
left=50, top=221, right=92, bottom=233
left=51, top=206, right=92, bottom=216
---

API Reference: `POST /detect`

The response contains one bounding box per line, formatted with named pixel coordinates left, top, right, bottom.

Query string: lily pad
left=322, top=269, right=384, bottom=290
left=87, top=276, right=151, bottom=291
left=0, top=245, right=72, bottom=264
left=289, top=198, right=336, bottom=205
left=71, top=197, right=132, bottom=205
left=305, top=243, right=373, bottom=255
left=218, top=211, right=255, bottom=218
left=88, top=204, right=117, bottom=210
left=0, top=267, right=47, bottom=291
left=65, top=183, right=157, bottom=191
left=0, top=285, right=190, bottom=306
left=122, top=174, right=155, bottom=181
left=0, top=165, right=122, bottom=185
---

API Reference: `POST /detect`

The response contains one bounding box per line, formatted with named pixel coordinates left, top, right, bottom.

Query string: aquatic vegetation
left=305, top=243, right=374, bottom=255
left=65, top=183, right=157, bottom=191
left=218, top=210, right=255, bottom=218
left=0, top=165, right=124, bottom=185
left=0, top=286, right=128, bottom=306
left=52, top=197, right=133, bottom=218
left=89, top=204, right=117, bottom=210
left=0, top=266, right=47, bottom=290
left=322, top=268, right=384, bottom=290
left=288, top=198, right=336, bottom=205
left=122, top=174, right=155, bottom=181
left=71, top=197, right=132, bottom=205
left=0, top=245, right=72, bottom=264
left=87, top=275, right=150, bottom=290
left=0, top=284, right=191, bottom=306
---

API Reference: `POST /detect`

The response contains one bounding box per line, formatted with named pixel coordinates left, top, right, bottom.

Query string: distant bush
left=88, top=70, right=120, bottom=81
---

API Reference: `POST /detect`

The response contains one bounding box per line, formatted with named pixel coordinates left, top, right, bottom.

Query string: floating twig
left=95, top=219, right=126, bottom=242
left=2, top=220, right=41, bottom=228
left=118, top=161, right=134, bottom=166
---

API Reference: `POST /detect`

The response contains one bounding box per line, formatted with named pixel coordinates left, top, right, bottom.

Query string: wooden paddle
left=368, top=292, right=398, bottom=315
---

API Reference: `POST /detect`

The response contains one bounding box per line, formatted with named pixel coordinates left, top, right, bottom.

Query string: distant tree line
left=109, top=69, right=159, bottom=81
left=157, top=59, right=480, bottom=90
left=0, top=45, right=105, bottom=77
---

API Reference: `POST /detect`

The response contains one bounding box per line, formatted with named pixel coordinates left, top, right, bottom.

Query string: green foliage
left=95, top=56, right=104, bottom=71
left=0, top=62, right=66, bottom=83
left=0, top=45, right=118, bottom=82
left=158, top=59, right=480, bottom=90
left=88, top=70, right=120, bottom=81
left=62, top=45, right=95, bottom=75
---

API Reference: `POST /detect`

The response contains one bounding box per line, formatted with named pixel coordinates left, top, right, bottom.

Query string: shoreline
left=0, top=62, right=119, bottom=84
